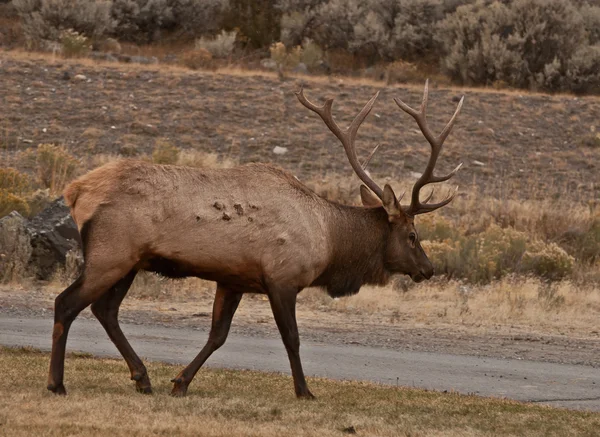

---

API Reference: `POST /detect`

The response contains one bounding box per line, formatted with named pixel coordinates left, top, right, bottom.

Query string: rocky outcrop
left=0, top=198, right=82, bottom=281
left=0, top=212, right=32, bottom=282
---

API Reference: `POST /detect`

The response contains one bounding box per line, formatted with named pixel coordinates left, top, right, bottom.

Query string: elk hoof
left=297, top=390, right=316, bottom=400
left=47, top=383, right=67, bottom=395
left=136, top=383, right=153, bottom=395
left=171, top=380, right=189, bottom=398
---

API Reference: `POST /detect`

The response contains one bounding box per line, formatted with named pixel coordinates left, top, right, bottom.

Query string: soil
left=1, top=286, right=597, bottom=368
left=0, top=52, right=599, bottom=201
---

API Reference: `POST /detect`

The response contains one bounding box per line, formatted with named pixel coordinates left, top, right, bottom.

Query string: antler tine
left=296, top=88, right=383, bottom=199
left=422, top=188, right=435, bottom=204
left=416, top=186, right=459, bottom=213
left=394, top=80, right=464, bottom=216
left=362, top=143, right=381, bottom=170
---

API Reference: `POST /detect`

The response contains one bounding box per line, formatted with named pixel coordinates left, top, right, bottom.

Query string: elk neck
left=312, top=202, right=391, bottom=297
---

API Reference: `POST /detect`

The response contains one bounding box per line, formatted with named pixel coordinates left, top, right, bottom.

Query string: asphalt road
left=0, top=315, right=598, bottom=411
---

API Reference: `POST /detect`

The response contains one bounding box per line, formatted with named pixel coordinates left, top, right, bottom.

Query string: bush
left=269, top=38, right=323, bottom=70
left=171, top=0, right=228, bottom=37
left=0, top=191, right=30, bottom=218
left=521, top=242, right=574, bottom=281
left=581, top=4, right=600, bottom=45
left=14, top=0, right=115, bottom=47
left=0, top=168, right=33, bottom=196
left=438, top=0, right=598, bottom=92
left=180, top=47, right=213, bottom=69
left=20, top=144, right=79, bottom=194
left=195, top=29, right=237, bottom=58
left=420, top=219, right=577, bottom=283
left=391, top=0, right=443, bottom=61
left=60, top=28, right=91, bottom=57
left=111, top=0, right=174, bottom=43
left=152, top=139, right=179, bottom=164
left=223, top=0, right=280, bottom=48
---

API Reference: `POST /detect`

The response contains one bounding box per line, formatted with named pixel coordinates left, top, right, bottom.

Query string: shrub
left=223, top=0, right=280, bottom=48
left=195, top=29, right=237, bottom=59
left=0, top=191, right=30, bottom=218
left=152, top=139, right=179, bottom=164
left=180, top=47, right=213, bottom=70
left=521, top=242, right=574, bottom=281
left=438, top=0, right=597, bottom=92
left=581, top=4, right=600, bottom=45
left=20, top=144, right=79, bottom=194
left=171, top=0, right=228, bottom=37
left=111, top=0, right=174, bottom=43
left=269, top=39, right=323, bottom=70
left=420, top=220, right=578, bottom=283
left=13, top=0, right=115, bottom=46
left=60, top=28, right=91, bottom=57
left=437, top=0, right=522, bottom=86
left=390, top=0, right=443, bottom=61
left=0, top=168, right=33, bottom=196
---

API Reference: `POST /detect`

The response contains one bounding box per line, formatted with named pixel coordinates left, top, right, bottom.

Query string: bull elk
left=47, top=81, right=464, bottom=398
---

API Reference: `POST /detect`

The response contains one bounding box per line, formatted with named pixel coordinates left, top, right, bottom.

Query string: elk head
left=296, top=81, right=464, bottom=283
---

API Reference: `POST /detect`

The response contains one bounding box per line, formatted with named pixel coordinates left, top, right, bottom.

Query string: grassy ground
left=0, top=346, right=599, bottom=437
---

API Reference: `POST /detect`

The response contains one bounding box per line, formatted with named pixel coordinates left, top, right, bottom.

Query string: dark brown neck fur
left=311, top=202, right=391, bottom=297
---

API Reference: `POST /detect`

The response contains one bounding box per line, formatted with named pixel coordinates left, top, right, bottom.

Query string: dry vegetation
left=0, top=51, right=598, bottom=338
left=1, top=346, right=598, bottom=437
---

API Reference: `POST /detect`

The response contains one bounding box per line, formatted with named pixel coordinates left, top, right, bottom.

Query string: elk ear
left=382, top=184, right=402, bottom=217
left=360, top=185, right=382, bottom=207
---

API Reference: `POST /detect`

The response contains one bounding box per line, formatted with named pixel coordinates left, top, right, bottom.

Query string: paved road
left=1, top=315, right=598, bottom=411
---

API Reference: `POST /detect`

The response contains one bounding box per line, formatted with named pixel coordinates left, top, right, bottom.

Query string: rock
left=260, top=59, right=278, bottom=70
left=273, top=146, right=288, bottom=155
left=315, top=60, right=331, bottom=75
left=73, top=74, right=87, bottom=82
left=89, top=51, right=118, bottom=63
left=293, top=62, right=308, bottom=74
left=472, top=160, right=485, bottom=167
left=61, top=71, right=71, bottom=81
left=452, top=95, right=462, bottom=103
left=130, top=55, right=157, bottom=65
left=26, top=198, right=81, bottom=280
left=0, top=212, right=32, bottom=282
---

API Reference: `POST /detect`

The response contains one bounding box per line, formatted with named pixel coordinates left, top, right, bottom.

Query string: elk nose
left=422, top=266, right=434, bottom=280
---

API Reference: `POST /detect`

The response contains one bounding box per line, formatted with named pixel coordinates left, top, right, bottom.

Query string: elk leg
left=171, top=284, right=242, bottom=397
left=47, top=265, right=133, bottom=395
left=91, top=270, right=152, bottom=394
left=268, top=290, right=314, bottom=399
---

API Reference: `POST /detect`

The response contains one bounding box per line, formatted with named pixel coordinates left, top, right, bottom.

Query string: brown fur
left=49, top=159, right=435, bottom=398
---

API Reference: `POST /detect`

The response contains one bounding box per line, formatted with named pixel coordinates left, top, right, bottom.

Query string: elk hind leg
left=268, top=288, right=314, bottom=399
left=91, top=269, right=152, bottom=394
left=171, top=284, right=242, bottom=397
left=47, top=264, right=132, bottom=395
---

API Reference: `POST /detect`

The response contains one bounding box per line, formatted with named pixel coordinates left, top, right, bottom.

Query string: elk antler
left=394, top=80, right=464, bottom=216
left=296, top=88, right=384, bottom=199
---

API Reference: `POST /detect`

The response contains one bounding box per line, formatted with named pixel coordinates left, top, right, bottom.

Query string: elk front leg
left=268, top=289, right=314, bottom=399
left=171, top=284, right=243, bottom=397
left=91, top=270, right=152, bottom=394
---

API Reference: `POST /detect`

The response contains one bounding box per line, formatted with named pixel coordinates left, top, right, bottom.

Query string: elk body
left=47, top=81, right=464, bottom=398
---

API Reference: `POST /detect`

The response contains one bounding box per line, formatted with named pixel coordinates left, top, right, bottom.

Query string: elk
left=47, top=81, right=464, bottom=398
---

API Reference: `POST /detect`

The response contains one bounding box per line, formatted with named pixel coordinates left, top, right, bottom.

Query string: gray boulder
left=26, top=198, right=81, bottom=280
left=0, top=212, right=31, bottom=282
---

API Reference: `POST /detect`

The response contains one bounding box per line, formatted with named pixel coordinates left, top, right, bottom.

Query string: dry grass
left=299, top=278, right=600, bottom=336
left=0, top=346, right=598, bottom=437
